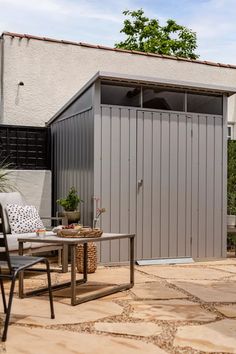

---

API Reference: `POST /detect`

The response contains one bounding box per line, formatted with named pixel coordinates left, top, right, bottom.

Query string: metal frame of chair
left=0, top=204, right=55, bottom=341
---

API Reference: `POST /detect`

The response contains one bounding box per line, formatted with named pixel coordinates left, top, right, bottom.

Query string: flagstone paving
left=208, top=264, right=236, bottom=273
left=171, top=280, right=236, bottom=302
left=215, top=304, right=236, bottom=318
left=4, top=326, right=167, bottom=354
left=174, top=319, right=236, bottom=353
left=130, top=282, right=188, bottom=299
left=94, top=322, right=162, bottom=337
left=88, top=266, right=154, bottom=284
left=129, top=299, right=217, bottom=321
left=139, top=265, right=230, bottom=280
left=0, top=297, right=124, bottom=326
left=1, top=260, right=236, bottom=353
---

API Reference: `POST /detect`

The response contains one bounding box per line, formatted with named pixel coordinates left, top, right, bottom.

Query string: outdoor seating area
left=1, top=17, right=236, bottom=353
left=0, top=192, right=68, bottom=272
left=1, top=260, right=236, bottom=353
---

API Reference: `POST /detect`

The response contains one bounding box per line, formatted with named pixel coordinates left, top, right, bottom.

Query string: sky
left=0, top=0, right=236, bottom=64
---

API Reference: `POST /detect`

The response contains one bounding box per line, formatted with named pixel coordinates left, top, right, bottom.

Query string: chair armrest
left=40, top=216, right=64, bottom=227
left=41, top=216, right=64, bottom=221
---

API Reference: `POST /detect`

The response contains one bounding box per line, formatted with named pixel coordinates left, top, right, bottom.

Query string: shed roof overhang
left=47, top=71, right=236, bottom=125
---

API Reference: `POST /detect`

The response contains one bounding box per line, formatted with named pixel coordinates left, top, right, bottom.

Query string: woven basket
left=76, top=242, right=97, bottom=273
left=57, top=229, right=80, bottom=238
left=57, top=228, right=103, bottom=238
left=79, top=228, right=103, bottom=238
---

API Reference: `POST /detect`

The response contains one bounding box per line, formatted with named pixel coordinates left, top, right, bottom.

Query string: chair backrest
left=0, top=204, right=12, bottom=272
left=0, top=192, right=25, bottom=234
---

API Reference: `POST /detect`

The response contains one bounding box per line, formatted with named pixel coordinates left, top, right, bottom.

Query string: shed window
left=187, top=93, right=222, bottom=115
left=143, top=88, right=185, bottom=111
left=228, top=124, right=235, bottom=140
left=101, top=84, right=141, bottom=107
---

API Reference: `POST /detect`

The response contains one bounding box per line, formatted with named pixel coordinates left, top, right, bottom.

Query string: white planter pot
left=227, top=215, right=236, bottom=228
left=63, top=211, right=80, bottom=224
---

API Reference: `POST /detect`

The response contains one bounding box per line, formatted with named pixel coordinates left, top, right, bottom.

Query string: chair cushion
left=7, top=231, right=55, bottom=251
left=0, top=192, right=25, bottom=234
left=6, top=234, right=31, bottom=251
left=6, top=204, right=44, bottom=234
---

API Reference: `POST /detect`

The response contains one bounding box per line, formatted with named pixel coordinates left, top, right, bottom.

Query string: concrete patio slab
left=5, top=326, right=167, bottom=354
left=140, top=265, right=229, bottom=280
left=94, top=322, right=162, bottom=337
left=0, top=297, right=123, bottom=325
left=130, top=299, right=216, bottom=321
left=215, top=304, right=236, bottom=317
left=174, top=319, right=236, bottom=353
left=131, top=282, right=187, bottom=299
left=172, top=280, right=236, bottom=302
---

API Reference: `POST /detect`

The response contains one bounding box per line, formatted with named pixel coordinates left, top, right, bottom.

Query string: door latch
left=138, top=179, right=143, bottom=189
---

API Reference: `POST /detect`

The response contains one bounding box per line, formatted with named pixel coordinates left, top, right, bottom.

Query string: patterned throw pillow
left=6, top=204, right=44, bottom=234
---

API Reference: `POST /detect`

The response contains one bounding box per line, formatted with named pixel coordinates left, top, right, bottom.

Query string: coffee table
left=18, top=233, right=135, bottom=305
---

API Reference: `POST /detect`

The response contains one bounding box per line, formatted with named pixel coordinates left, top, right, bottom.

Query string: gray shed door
left=136, top=110, right=191, bottom=259
left=98, top=106, right=224, bottom=262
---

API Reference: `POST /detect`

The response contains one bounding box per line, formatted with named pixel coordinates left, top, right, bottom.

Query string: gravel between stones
left=1, top=264, right=236, bottom=354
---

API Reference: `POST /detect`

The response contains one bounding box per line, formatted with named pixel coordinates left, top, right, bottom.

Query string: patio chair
left=0, top=192, right=69, bottom=272
left=0, top=204, right=55, bottom=341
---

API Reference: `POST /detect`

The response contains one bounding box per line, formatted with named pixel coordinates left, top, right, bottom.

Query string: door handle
left=138, top=179, right=143, bottom=188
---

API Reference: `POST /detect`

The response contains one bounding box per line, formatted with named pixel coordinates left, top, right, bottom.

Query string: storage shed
left=48, top=71, right=236, bottom=263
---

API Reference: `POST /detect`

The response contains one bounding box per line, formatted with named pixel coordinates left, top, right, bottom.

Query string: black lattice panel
left=0, top=125, right=50, bottom=170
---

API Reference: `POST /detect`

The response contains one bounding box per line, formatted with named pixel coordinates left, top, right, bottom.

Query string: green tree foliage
left=115, top=9, right=199, bottom=59
left=228, top=140, right=236, bottom=215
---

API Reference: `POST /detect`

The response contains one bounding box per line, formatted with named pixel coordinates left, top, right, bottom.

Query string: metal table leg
left=62, top=244, right=69, bottom=273
left=71, top=244, right=76, bottom=305
left=18, top=235, right=135, bottom=304
left=83, top=242, right=88, bottom=282
left=130, top=235, right=135, bottom=285
left=70, top=236, right=135, bottom=305
left=19, top=242, right=85, bottom=298
left=18, top=241, right=24, bottom=298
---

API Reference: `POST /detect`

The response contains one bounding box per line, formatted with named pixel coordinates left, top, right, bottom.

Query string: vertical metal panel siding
left=51, top=109, right=94, bottom=226
left=97, top=106, right=225, bottom=262
left=97, top=107, right=137, bottom=262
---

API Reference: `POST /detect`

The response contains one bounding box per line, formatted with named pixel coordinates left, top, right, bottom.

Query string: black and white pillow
left=6, top=204, right=44, bottom=234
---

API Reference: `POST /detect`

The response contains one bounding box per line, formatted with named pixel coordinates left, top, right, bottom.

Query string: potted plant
left=56, top=187, right=83, bottom=224
left=0, top=160, right=15, bottom=192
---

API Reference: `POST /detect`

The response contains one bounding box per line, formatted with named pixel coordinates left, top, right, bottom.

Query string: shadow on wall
left=8, top=170, right=51, bottom=217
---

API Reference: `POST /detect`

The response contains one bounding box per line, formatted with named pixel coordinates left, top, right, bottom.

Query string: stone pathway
left=1, top=259, right=236, bottom=353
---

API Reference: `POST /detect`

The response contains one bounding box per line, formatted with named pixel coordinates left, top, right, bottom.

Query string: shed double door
left=99, top=106, right=224, bottom=262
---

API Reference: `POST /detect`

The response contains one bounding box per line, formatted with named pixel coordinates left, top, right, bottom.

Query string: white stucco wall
left=0, top=38, right=2, bottom=120
left=1, top=34, right=236, bottom=126
left=228, top=95, right=236, bottom=138
left=8, top=170, right=51, bottom=219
